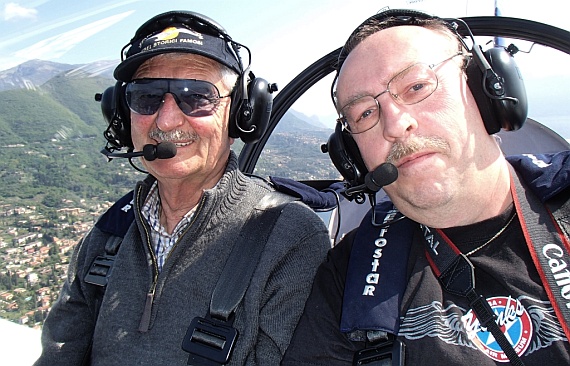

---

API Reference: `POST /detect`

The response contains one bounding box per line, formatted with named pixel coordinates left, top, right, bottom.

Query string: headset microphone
left=102, top=142, right=177, bottom=161
left=345, top=162, right=398, bottom=196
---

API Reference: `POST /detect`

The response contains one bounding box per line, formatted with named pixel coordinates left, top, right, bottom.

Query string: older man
left=35, top=10, right=330, bottom=366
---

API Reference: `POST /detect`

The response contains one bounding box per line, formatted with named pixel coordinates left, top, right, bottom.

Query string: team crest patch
left=462, top=296, right=533, bottom=362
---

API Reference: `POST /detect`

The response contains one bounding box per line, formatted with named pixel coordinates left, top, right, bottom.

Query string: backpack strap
left=181, top=191, right=294, bottom=365
left=352, top=332, right=405, bottom=366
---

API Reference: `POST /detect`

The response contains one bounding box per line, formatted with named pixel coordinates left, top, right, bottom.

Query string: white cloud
left=13, top=11, right=133, bottom=62
left=3, top=2, right=38, bottom=21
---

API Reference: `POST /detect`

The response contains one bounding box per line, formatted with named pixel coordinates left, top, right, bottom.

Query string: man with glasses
left=282, top=9, right=570, bottom=365
left=35, top=11, right=330, bottom=366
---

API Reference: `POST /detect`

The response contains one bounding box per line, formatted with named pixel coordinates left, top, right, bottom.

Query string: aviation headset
left=99, top=10, right=276, bottom=152
left=325, top=9, right=528, bottom=188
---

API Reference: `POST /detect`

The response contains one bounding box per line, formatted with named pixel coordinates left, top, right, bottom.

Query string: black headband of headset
left=331, top=9, right=469, bottom=107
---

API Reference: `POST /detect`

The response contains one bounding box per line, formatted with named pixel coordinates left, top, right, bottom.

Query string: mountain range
left=0, top=59, right=336, bottom=208
left=0, top=59, right=116, bottom=92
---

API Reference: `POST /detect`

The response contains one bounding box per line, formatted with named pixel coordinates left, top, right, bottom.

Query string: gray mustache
left=148, top=129, right=199, bottom=142
left=386, top=136, right=449, bottom=164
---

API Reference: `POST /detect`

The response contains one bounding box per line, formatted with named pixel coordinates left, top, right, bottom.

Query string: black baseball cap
left=114, top=11, right=242, bottom=82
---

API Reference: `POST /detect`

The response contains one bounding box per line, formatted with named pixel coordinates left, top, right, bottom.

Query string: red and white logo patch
left=462, top=296, right=533, bottom=362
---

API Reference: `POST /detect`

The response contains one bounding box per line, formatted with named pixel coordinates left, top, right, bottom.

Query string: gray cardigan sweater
left=35, top=152, right=330, bottom=365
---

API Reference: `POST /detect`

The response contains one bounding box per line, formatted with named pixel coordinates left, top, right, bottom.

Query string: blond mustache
left=386, top=136, right=449, bottom=164
left=148, top=129, right=199, bottom=142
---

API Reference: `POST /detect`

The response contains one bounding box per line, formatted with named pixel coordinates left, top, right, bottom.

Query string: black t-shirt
left=282, top=205, right=570, bottom=365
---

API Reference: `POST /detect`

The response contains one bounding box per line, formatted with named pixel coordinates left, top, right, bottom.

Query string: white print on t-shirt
left=462, top=296, right=532, bottom=362
left=398, top=295, right=566, bottom=362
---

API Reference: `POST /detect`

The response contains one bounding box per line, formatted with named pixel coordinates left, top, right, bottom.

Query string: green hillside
left=0, top=64, right=337, bottom=209
left=43, top=73, right=114, bottom=128
left=0, top=73, right=140, bottom=206
left=0, top=88, right=97, bottom=143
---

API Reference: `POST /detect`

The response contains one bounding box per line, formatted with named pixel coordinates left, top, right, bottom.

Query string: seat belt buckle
left=84, top=255, right=115, bottom=287
left=181, top=316, right=238, bottom=365
left=353, top=338, right=405, bottom=366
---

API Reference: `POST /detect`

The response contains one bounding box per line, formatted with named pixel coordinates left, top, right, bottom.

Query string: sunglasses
left=125, top=78, right=230, bottom=117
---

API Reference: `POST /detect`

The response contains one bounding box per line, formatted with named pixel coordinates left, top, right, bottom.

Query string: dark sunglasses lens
left=172, top=80, right=220, bottom=117
left=125, top=80, right=167, bottom=115
left=125, top=79, right=222, bottom=117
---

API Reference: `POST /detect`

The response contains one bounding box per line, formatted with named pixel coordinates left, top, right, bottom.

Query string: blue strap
left=340, top=200, right=414, bottom=335
left=95, top=190, right=135, bottom=238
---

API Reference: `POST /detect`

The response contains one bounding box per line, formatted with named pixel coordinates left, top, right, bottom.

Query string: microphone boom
left=365, top=163, right=398, bottom=192
left=345, top=163, right=398, bottom=196
left=102, top=142, right=177, bottom=161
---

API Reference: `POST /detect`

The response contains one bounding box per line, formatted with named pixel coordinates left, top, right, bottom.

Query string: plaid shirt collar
left=141, top=181, right=196, bottom=272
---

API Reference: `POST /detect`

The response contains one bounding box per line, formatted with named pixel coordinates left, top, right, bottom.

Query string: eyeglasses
left=337, top=52, right=464, bottom=134
left=125, top=78, right=230, bottom=117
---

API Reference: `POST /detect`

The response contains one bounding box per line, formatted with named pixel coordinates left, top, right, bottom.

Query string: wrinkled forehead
left=335, top=25, right=457, bottom=107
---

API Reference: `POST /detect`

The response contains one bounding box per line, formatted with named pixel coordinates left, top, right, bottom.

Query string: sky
left=0, top=1, right=568, bottom=359
left=0, top=0, right=569, bottom=136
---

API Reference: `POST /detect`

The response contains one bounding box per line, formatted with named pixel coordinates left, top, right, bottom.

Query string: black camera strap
left=422, top=228, right=525, bottom=366
left=182, top=191, right=293, bottom=365
left=421, top=166, right=570, bottom=366
left=509, top=166, right=570, bottom=341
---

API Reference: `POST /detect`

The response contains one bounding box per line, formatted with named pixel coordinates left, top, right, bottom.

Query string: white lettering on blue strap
left=362, top=208, right=399, bottom=296
left=121, top=199, right=134, bottom=213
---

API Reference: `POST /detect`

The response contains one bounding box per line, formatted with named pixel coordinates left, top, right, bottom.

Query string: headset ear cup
left=466, top=52, right=502, bottom=134
left=230, top=77, right=275, bottom=143
left=342, top=127, right=368, bottom=186
left=325, top=123, right=368, bottom=187
left=101, top=82, right=133, bottom=149
left=117, top=82, right=133, bottom=148
left=100, top=85, right=116, bottom=127
left=466, top=47, right=528, bottom=134
left=485, top=47, right=528, bottom=131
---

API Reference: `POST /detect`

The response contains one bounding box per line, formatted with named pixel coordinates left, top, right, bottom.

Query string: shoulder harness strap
left=342, top=198, right=412, bottom=366
left=84, top=190, right=135, bottom=287
left=84, top=235, right=122, bottom=287
left=342, top=199, right=413, bottom=336
left=181, top=190, right=294, bottom=365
